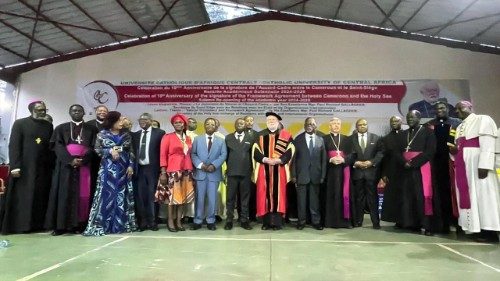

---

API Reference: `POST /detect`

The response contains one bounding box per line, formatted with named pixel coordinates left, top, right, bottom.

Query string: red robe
left=252, top=129, right=294, bottom=217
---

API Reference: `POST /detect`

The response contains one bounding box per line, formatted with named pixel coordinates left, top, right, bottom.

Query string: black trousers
left=352, top=178, right=380, bottom=225
left=296, top=183, right=321, bottom=225
left=134, top=164, right=158, bottom=227
left=226, top=175, right=251, bottom=223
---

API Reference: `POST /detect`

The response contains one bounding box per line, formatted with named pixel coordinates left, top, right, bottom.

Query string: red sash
left=454, top=137, right=479, bottom=209
left=403, top=151, right=433, bottom=216
left=67, top=144, right=91, bottom=222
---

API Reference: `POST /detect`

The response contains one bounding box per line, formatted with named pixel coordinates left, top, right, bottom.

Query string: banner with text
left=77, top=80, right=469, bottom=136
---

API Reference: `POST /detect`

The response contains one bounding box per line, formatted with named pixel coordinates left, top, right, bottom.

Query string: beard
left=267, top=124, right=278, bottom=132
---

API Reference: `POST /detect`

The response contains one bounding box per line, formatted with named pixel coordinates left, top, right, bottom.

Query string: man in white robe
left=453, top=101, right=499, bottom=242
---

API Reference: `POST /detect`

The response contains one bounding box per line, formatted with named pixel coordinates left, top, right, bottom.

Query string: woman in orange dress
left=158, top=114, right=194, bottom=232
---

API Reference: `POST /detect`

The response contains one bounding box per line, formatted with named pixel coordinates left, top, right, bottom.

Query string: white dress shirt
left=138, top=126, right=152, bottom=165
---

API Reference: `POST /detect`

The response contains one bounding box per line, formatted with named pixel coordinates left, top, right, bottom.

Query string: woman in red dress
left=158, top=114, right=194, bottom=232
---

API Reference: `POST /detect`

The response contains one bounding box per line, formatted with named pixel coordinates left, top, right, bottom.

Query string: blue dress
left=83, top=130, right=137, bottom=236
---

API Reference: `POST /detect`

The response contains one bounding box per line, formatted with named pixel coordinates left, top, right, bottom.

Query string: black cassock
left=396, top=126, right=437, bottom=230
left=380, top=130, right=403, bottom=223
left=45, top=122, right=97, bottom=231
left=1, top=117, right=53, bottom=234
left=427, top=117, right=461, bottom=232
left=323, top=133, right=353, bottom=228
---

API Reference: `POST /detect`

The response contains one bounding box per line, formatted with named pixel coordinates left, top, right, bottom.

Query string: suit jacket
left=291, top=132, right=327, bottom=185
left=85, top=119, right=104, bottom=132
left=225, top=132, right=253, bottom=177
left=191, top=134, right=227, bottom=182
left=350, top=132, right=384, bottom=180
left=132, top=127, right=165, bottom=174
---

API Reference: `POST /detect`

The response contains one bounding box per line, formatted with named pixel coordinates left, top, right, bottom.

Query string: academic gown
left=396, top=126, right=438, bottom=230
left=1, top=117, right=53, bottom=234
left=45, top=122, right=97, bottom=231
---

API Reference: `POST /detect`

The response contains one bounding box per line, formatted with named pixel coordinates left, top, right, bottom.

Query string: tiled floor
left=1, top=220, right=499, bottom=281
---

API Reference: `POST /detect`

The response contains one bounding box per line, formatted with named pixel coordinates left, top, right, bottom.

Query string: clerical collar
left=96, top=119, right=104, bottom=124
left=393, top=130, right=400, bottom=134
left=72, top=120, right=83, bottom=126
left=331, top=133, right=339, bottom=136
left=269, top=129, right=277, bottom=133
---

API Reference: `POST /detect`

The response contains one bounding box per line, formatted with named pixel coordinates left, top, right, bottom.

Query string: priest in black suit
left=350, top=119, right=384, bottom=229
left=291, top=117, right=326, bottom=230
left=1, top=101, right=53, bottom=234
left=132, top=113, right=165, bottom=231
left=224, top=118, right=254, bottom=230
left=45, top=104, right=98, bottom=235
left=85, top=105, right=108, bottom=132
left=85, top=105, right=108, bottom=206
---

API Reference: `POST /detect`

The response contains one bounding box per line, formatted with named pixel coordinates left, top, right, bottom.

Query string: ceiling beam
left=115, top=0, right=149, bottom=35
left=0, top=17, right=62, bottom=55
left=432, top=0, right=479, bottom=36
left=27, top=0, right=43, bottom=60
left=400, top=0, right=430, bottom=30
left=2, top=11, right=499, bottom=79
left=414, top=12, right=500, bottom=33
left=19, top=0, right=91, bottom=50
left=0, top=10, right=136, bottom=38
left=150, top=0, right=181, bottom=35
left=370, top=0, right=400, bottom=30
left=334, top=0, right=344, bottom=19
left=468, top=18, right=500, bottom=43
left=0, top=43, right=30, bottom=60
left=379, top=0, right=403, bottom=27
left=68, top=0, right=119, bottom=41
left=280, top=0, right=309, bottom=12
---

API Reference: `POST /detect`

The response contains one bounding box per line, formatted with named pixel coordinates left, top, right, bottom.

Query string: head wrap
left=170, top=113, right=188, bottom=131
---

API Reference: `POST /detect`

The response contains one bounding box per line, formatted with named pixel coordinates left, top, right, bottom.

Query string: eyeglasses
left=35, top=108, right=48, bottom=112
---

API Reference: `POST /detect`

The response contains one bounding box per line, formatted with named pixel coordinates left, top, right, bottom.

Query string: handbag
left=155, top=176, right=171, bottom=203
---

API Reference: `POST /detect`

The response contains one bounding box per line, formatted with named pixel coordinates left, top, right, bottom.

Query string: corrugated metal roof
left=0, top=0, right=498, bottom=80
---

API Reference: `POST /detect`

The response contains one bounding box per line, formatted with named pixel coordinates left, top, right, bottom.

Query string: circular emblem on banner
left=81, top=80, right=118, bottom=111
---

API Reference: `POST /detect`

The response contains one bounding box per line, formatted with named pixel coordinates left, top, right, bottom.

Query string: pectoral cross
left=405, top=146, right=410, bottom=152
left=76, top=135, right=82, bottom=144
left=35, top=137, right=41, bottom=144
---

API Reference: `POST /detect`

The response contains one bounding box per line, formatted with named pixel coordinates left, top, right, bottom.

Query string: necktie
left=309, top=135, right=314, bottom=155
left=237, top=134, right=242, bottom=142
left=360, top=133, right=366, bottom=153
left=207, top=136, right=212, bottom=152
left=139, top=130, right=148, bottom=161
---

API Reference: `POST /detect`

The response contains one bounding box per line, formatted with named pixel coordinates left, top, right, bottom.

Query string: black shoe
left=149, top=225, right=159, bottom=231
left=261, top=224, right=271, bottom=230
left=273, top=225, right=282, bottom=230
left=313, top=224, right=324, bottom=230
left=138, top=226, right=147, bottom=232
left=190, top=223, right=202, bottom=230
left=354, top=222, right=362, bottom=227
left=240, top=222, right=253, bottom=230
left=207, top=223, right=217, bottom=231
left=373, top=223, right=381, bottom=230
left=175, top=223, right=185, bottom=231
left=51, top=230, right=64, bottom=236
left=224, top=222, right=233, bottom=230
left=296, top=223, right=305, bottom=230
left=167, top=225, right=178, bottom=232
left=346, top=225, right=353, bottom=229
left=215, top=216, right=223, bottom=223
left=424, top=230, right=433, bottom=236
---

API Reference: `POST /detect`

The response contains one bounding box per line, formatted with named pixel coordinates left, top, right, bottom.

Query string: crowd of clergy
left=0, top=99, right=499, bottom=243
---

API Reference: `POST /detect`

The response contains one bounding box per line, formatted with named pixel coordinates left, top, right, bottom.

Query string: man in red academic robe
left=252, top=112, right=294, bottom=230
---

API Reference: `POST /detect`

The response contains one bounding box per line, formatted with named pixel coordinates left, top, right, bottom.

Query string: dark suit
left=350, top=132, right=384, bottom=226
left=225, top=132, right=253, bottom=223
left=246, top=128, right=259, bottom=220
left=291, top=133, right=327, bottom=225
left=132, top=127, right=165, bottom=228
left=85, top=119, right=104, bottom=132
left=85, top=119, right=104, bottom=206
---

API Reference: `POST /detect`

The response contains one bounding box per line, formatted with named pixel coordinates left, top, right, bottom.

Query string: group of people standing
left=0, top=100, right=499, bottom=243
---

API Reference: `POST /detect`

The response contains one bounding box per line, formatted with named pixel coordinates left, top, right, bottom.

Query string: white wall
left=17, top=20, right=500, bottom=125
